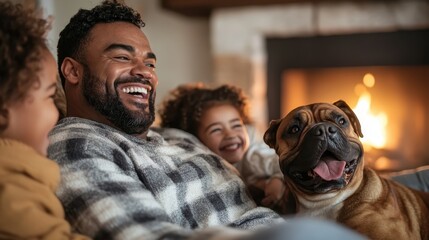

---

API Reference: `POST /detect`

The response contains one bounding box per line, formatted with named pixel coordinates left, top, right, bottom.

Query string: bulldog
left=264, top=100, right=429, bottom=240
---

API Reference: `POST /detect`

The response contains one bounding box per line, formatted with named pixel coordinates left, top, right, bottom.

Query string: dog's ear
left=333, top=100, right=364, bottom=138
left=264, top=119, right=281, bottom=148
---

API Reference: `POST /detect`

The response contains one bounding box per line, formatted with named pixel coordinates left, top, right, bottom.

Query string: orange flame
left=352, top=73, right=388, bottom=150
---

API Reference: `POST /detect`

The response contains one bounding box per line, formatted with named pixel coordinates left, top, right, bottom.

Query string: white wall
left=37, top=0, right=212, bottom=123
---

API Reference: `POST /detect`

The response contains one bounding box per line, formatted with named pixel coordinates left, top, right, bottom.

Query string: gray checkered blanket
left=48, top=117, right=282, bottom=240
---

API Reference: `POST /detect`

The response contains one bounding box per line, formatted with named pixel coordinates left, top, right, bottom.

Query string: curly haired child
left=0, top=2, right=89, bottom=239
left=158, top=83, right=286, bottom=207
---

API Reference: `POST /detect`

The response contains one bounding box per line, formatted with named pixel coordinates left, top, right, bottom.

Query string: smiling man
left=60, top=19, right=157, bottom=137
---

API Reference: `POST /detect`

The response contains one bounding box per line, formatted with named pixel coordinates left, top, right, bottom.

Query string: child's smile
left=197, top=104, right=250, bottom=164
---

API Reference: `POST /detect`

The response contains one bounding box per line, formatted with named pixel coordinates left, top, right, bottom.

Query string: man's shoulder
left=150, top=127, right=207, bottom=148
left=52, top=117, right=99, bottom=133
left=51, top=117, right=128, bottom=139
left=49, top=117, right=130, bottom=149
left=48, top=118, right=140, bottom=163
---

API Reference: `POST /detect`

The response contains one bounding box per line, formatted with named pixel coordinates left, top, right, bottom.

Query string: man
left=47, top=1, right=368, bottom=239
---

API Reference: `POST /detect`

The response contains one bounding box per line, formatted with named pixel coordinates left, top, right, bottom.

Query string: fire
left=352, top=73, right=388, bottom=150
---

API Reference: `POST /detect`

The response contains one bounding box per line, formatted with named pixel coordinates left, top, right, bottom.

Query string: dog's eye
left=288, top=125, right=300, bottom=134
left=338, top=117, right=347, bottom=126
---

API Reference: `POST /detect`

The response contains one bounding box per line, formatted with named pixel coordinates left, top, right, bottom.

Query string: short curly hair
left=57, top=0, right=145, bottom=87
left=158, top=83, right=252, bottom=136
left=0, top=1, right=50, bottom=132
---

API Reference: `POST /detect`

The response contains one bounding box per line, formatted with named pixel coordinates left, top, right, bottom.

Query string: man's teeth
left=122, top=87, right=148, bottom=94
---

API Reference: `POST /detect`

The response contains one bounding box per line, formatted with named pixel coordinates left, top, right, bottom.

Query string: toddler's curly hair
left=0, top=1, right=50, bottom=132
left=158, top=83, right=252, bottom=136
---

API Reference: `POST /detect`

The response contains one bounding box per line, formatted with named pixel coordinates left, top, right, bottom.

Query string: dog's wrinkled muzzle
left=285, top=122, right=362, bottom=193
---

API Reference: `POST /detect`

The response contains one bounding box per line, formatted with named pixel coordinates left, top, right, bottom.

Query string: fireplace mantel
left=161, top=0, right=344, bottom=17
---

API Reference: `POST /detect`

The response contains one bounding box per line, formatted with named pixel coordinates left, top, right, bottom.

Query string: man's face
left=79, top=22, right=158, bottom=135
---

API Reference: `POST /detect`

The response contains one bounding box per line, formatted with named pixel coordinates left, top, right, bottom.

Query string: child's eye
left=49, top=89, right=58, bottom=99
left=232, top=124, right=243, bottom=129
left=209, top=128, right=222, bottom=134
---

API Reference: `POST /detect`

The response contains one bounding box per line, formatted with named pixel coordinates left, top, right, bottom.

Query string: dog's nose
left=313, top=123, right=338, bottom=137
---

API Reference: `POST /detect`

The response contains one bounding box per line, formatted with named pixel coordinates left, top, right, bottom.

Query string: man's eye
left=114, top=56, right=130, bottom=61
left=146, top=63, right=156, bottom=68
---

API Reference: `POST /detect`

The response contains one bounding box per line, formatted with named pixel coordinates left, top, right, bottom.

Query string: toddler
left=158, top=83, right=285, bottom=207
left=0, top=2, right=89, bottom=239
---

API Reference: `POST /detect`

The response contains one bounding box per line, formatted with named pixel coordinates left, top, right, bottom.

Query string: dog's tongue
left=313, top=159, right=346, bottom=181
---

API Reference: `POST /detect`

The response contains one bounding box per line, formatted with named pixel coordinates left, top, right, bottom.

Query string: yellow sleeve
left=0, top=173, right=90, bottom=240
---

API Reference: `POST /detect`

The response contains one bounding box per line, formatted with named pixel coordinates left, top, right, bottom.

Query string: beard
left=82, top=65, right=156, bottom=135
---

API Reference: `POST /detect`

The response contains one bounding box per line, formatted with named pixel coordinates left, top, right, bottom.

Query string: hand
left=261, top=177, right=286, bottom=207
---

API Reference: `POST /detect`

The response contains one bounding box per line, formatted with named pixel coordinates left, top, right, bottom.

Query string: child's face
left=197, top=104, right=250, bottom=164
left=1, top=50, right=59, bottom=156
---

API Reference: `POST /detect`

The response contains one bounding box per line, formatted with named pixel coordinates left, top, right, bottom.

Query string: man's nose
left=130, top=64, right=158, bottom=87
left=130, top=62, right=155, bottom=82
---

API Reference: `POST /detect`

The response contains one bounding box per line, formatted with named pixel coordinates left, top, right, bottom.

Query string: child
left=0, top=2, right=89, bottom=239
left=158, top=83, right=286, bottom=207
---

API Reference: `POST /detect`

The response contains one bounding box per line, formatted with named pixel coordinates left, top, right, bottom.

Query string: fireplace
left=266, top=29, right=429, bottom=171
left=208, top=0, right=429, bottom=171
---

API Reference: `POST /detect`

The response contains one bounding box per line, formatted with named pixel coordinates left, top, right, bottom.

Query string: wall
left=37, top=0, right=212, bottom=124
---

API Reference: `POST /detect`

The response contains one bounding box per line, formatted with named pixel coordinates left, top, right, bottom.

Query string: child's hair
left=158, top=83, right=252, bottom=136
left=0, top=1, right=51, bottom=132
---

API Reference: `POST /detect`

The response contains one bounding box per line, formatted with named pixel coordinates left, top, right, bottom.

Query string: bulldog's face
left=264, top=100, right=364, bottom=194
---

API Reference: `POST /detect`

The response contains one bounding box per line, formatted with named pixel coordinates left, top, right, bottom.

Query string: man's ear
left=61, top=57, right=83, bottom=85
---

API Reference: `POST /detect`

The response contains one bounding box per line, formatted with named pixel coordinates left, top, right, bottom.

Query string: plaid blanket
left=48, top=117, right=282, bottom=240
